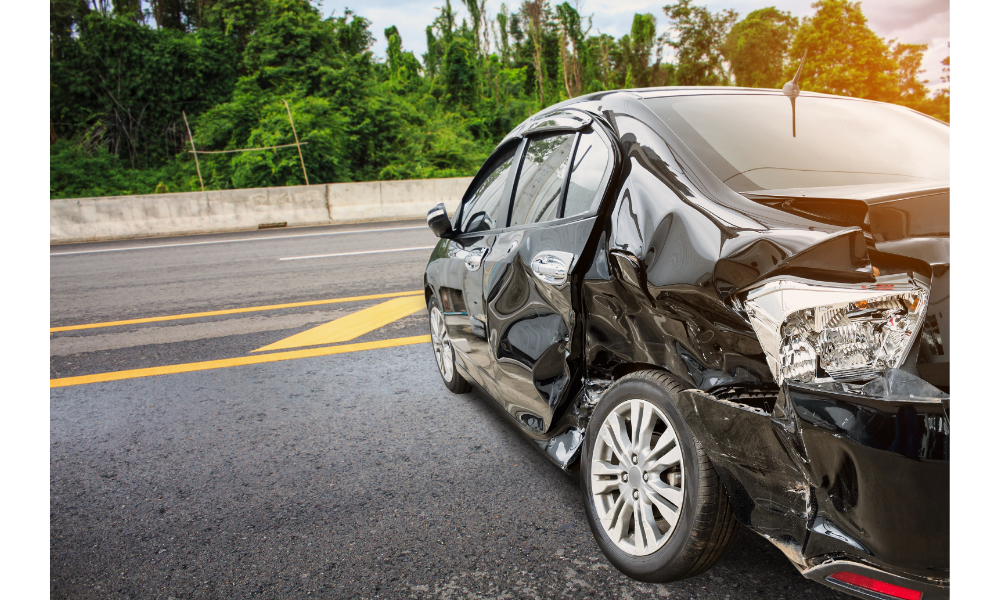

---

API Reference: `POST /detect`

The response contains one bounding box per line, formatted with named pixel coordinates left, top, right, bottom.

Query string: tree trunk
left=526, top=1, right=546, bottom=106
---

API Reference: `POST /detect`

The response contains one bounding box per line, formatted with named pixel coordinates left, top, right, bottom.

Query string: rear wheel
left=581, top=370, right=737, bottom=582
left=428, top=296, right=470, bottom=394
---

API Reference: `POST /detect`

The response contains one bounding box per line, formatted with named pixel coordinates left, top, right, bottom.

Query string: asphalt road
left=50, top=221, right=846, bottom=599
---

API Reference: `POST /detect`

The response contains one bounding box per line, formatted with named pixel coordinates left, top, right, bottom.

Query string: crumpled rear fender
left=674, top=383, right=949, bottom=582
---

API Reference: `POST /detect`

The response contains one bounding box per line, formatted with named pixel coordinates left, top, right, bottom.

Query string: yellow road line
left=50, top=335, right=431, bottom=388
left=253, top=295, right=427, bottom=352
left=50, top=290, right=424, bottom=333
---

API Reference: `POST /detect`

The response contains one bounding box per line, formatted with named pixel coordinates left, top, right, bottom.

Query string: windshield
left=641, top=94, right=949, bottom=193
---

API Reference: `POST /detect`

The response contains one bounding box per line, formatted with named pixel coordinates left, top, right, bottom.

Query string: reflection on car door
left=441, top=141, right=521, bottom=391
left=453, top=234, right=495, bottom=378
left=482, top=129, right=615, bottom=433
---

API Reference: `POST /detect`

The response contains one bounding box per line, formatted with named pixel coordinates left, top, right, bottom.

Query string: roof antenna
left=782, top=50, right=807, bottom=137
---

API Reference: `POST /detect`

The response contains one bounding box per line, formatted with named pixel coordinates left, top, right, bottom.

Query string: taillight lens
left=744, top=275, right=928, bottom=385
left=828, top=571, right=923, bottom=600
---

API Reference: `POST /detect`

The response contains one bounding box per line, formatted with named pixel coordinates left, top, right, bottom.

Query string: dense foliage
left=50, top=0, right=950, bottom=198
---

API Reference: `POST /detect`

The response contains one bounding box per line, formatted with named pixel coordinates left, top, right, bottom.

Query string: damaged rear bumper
left=803, top=560, right=948, bottom=600
left=674, top=379, right=949, bottom=598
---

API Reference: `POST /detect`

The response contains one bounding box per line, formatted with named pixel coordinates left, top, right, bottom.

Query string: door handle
left=464, top=247, right=489, bottom=271
left=531, top=251, right=576, bottom=285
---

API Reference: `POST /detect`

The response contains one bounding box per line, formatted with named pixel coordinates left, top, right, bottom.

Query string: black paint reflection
left=424, top=88, right=949, bottom=593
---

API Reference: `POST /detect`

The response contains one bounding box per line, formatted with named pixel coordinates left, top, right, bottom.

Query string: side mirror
left=427, top=202, right=454, bottom=238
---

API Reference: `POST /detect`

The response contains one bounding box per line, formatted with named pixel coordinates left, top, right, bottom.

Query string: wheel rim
left=429, top=305, right=454, bottom=383
left=591, top=398, right=685, bottom=556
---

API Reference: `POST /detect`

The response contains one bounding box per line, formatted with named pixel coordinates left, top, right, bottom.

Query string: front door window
left=461, top=144, right=518, bottom=233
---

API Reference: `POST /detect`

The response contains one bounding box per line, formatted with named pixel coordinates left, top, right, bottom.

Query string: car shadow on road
left=50, top=346, right=846, bottom=600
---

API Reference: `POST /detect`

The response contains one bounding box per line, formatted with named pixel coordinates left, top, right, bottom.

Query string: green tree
left=202, top=0, right=270, bottom=51
left=443, top=36, right=479, bottom=108
left=50, top=12, right=239, bottom=166
left=554, top=2, right=588, bottom=98
left=788, top=0, right=899, bottom=100
left=50, top=0, right=91, bottom=45
left=240, top=0, right=344, bottom=95
left=460, top=0, right=484, bottom=51
left=385, top=26, right=422, bottom=82
left=149, top=0, right=192, bottom=30
left=227, top=96, right=350, bottom=187
left=192, top=3, right=379, bottom=188
left=50, top=0, right=948, bottom=200
left=662, top=0, right=738, bottom=86
left=522, top=0, right=548, bottom=105
left=111, top=0, right=143, bottom=22
left=622, top=13, right=661, bottom=88
left=724, top=7, right=798, bottom=88
left=424, top=26, right=442, bottom=77
left=497, top=5, right=512, bottom=65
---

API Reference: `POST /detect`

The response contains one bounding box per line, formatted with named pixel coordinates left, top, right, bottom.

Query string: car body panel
left=424, top=87, right=949, bottom=598
left=482, top=216, right=595, bottom=432
left=451, top=234, right=497, bottom=383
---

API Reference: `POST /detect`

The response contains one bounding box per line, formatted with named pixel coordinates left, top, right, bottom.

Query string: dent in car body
left=574, top=92, right=949, bottom=589
left=424, top=88, right=949, bottom=596
left=482, top=217, right=596, bottom=432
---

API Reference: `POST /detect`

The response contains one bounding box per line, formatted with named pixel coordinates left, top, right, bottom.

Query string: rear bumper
left=803, top=560, right=948, bottom=600
left=786, top=382, right=949, bottom=577
left=674, top=379, right=949, bottom=595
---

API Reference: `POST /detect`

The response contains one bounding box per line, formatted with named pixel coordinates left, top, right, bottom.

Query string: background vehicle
left=424, top=86, right=949, bottom=600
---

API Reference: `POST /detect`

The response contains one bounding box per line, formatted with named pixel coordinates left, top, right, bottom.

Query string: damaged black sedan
left=423, top=86, right=949, bottom=600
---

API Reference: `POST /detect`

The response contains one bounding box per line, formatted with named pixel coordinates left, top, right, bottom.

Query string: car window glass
left=461, top=145, right=518, bottom=233
left=509, top=133, right=576, bottom=227
left=642, top=95, right=949, bottom=192
left=563, top=131, right=611, bottom=218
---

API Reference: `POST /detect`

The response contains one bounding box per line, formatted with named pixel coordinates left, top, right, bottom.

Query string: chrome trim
left=523, top=110, right=593, bottom=136
left=530, top=250, right=576, bottom=285
left=463, top=247, right=489, bottom=271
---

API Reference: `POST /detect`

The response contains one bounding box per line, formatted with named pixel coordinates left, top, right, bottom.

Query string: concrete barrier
left=50, top=177, right=474, bottom=244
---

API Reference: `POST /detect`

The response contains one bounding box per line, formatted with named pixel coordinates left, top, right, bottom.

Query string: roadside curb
left=50, top=177, right=471, bottom=244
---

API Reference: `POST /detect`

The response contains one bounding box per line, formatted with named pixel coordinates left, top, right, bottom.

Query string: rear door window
left=563, top=130, right=612, bottom=218
left=509, top=133, right=576, bottom=227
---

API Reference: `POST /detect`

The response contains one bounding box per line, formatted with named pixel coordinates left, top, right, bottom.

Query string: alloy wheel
left=591, top=398, right=685, bottom=556
left=429, top=305, right=454, bottom=382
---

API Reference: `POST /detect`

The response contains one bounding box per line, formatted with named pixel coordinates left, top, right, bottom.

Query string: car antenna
left=782, top=50, right=807, bottom=137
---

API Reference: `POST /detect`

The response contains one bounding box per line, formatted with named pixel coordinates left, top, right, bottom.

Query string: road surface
left=50, top=220, right=845, bottom=599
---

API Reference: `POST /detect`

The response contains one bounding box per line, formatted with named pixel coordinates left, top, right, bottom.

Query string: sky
left=318, top=0, right=950, bottom=91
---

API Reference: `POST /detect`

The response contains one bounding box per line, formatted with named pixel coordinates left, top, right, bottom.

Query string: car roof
left=496, top=86, right=934, bottom=165
left=522, top=86, right=941, bottom=133
left=579, top=85, right=872, bottom=103
left=501, top=87, right=837, bottom=141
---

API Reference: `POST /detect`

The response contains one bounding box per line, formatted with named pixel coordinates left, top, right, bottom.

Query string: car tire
left=427, top=296, right=470, bottom=394
left=580, top=369, right=738, bottom=583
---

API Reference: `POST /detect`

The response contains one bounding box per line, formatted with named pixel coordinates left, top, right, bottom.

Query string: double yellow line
left=50, top=290, right=430, bottom=388
left=50, top=336, right=430, bottom=388
left=50, top=290, right=425, bottom=333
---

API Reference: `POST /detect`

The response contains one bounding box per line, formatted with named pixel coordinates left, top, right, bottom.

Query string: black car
left=422, top=86, right=949, bottom=600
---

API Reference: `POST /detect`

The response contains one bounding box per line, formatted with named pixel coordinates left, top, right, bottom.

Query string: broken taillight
left=743, top=275, right=929, bottom=384
left=828, top=571, right=923, bottom=600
